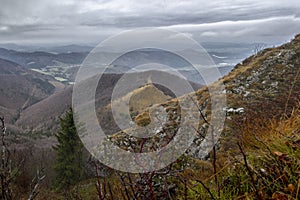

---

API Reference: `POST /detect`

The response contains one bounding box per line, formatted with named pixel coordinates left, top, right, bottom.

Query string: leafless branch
left=28, top=168, right=46, bottom=200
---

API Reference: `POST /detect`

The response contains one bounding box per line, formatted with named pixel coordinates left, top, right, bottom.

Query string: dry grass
left=178, top=104, right=300, bottom=200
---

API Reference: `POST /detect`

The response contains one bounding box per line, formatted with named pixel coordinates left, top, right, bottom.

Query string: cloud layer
left=0, top=0, right=299, bottom=45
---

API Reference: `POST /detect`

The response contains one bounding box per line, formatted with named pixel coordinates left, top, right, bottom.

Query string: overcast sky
left=0, top=0, right=299, bottom=46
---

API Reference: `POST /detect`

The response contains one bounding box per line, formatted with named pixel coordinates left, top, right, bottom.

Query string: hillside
left=0, top=58, right=56, bottom=127
left=16, top=72, right=201, bottom=134
left=97, top=83, right=173, bottom=135
left=108, top=34, right=300, bottom=158
left=0, top=48, right=87, bottom=69
left=15, top=73, right=124, bottom=133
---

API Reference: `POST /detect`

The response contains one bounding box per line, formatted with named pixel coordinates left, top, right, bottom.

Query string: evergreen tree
left=53, top=108, right=83, bottom=191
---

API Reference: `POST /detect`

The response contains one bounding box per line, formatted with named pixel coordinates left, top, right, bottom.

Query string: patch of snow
left=271, top=82, right=278, bottom=87
left=244, top=91, right=250, bottom=97
left=236, top=108, right=245, bottom=113
left=260, top=168, right=266, bottom=173
left=226, top=107, right=244, bottom=114
left=155, top=128, right=161, bottom=134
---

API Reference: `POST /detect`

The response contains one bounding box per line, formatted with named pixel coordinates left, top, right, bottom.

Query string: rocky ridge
left=104, top=34, right=300, bottom=160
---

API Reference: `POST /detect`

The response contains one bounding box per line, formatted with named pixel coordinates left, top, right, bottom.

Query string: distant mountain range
left=0, top=43, right=254, bottom=86
left=0, top=47, right=87, bottom=69
left=0, top=42, right=257, bottom=69
left=0, top=43, right=94, bottom=53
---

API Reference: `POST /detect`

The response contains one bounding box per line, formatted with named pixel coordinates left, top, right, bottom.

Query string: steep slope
left=0, top=58, right=55, bottom=126
left=108, top=34, right=300, bottom=158
left=16, top=86, right=73, bottom=133
left=15, top=73, right=126, bottom=133
left=222, top=36, right=300, bottom=119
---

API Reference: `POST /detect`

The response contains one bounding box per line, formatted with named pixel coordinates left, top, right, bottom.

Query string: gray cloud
left=0, top=0, right=299, bottom=45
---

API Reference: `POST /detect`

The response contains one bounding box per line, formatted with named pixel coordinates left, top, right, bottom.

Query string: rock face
left=107, top=34, right=300, bottom=161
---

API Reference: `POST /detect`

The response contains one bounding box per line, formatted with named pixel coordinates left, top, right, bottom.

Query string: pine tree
left=53, top=108, right=83, bottom=191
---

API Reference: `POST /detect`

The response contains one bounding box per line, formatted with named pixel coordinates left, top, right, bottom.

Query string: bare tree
left=0, top=117, right=45, bottom=199
left=28, top=168, right=46, bottom=200
left=0, top=117, right=14, bottom=199
left=254, top=43, right=266, bottom=55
